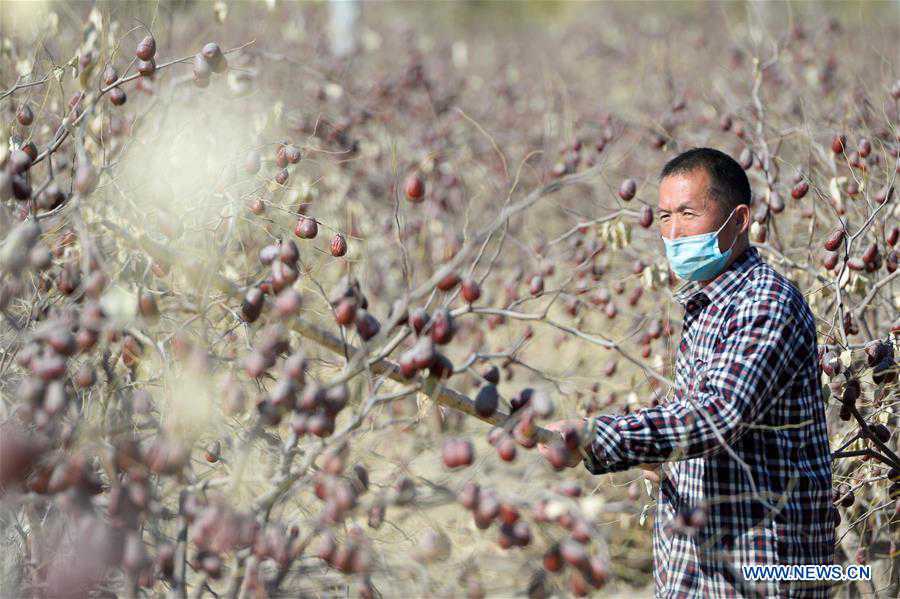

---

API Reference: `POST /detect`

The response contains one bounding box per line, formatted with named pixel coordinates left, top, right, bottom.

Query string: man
left=538, top=148, right=835, bottom=598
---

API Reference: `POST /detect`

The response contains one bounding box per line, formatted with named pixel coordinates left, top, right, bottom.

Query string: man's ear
left=737, top=204, right=751, bottom=235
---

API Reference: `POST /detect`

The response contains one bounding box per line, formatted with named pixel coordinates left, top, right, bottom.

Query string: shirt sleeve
left=583, top=296, right=803, bottom=475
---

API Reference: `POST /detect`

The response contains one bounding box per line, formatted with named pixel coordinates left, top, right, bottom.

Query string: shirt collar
left=672, top=245, right=762, bottom=307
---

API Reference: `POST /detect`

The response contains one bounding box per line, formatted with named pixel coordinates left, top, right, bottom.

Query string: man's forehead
left=658, top=171, right=712, bottom=211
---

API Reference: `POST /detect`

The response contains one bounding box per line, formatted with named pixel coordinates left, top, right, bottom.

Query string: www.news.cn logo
left=742, top=564, right=872, bottom=582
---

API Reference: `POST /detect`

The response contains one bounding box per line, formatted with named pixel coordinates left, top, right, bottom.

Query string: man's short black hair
left=659, top=147, right=751, bottom=212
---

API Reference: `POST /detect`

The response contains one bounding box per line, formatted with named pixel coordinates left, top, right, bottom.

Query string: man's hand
left=538, top=419, right=666, bottom=478
left=637, top=463, right=661, bottom=483
left=537, top=419, right=584, bottom=469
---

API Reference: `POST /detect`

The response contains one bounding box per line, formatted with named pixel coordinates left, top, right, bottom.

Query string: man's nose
left=660, top=220, right=680, bottom=240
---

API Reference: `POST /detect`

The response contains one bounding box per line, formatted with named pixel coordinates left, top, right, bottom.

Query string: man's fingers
left=538, top=420, right=571, bottom=445
left=640, top=466, right=661, bottom=483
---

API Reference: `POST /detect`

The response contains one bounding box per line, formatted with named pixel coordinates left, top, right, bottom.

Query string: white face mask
left=660, top=207, right=738, bottom=281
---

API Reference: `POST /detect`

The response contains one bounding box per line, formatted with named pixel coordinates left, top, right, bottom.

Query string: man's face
left=657, top=169, right=732, bottom=251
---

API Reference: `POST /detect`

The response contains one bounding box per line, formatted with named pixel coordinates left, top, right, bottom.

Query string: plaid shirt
left=583, top=246, right=836, bottom=598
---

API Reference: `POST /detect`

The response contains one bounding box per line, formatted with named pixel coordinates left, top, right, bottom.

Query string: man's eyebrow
left=658, top=202, right=694, bottom=213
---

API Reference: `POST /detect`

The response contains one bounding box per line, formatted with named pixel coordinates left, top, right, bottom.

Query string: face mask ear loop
left=717, top=207, right=739, bottom=253
left=715, top=207, right=737, bottom=236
